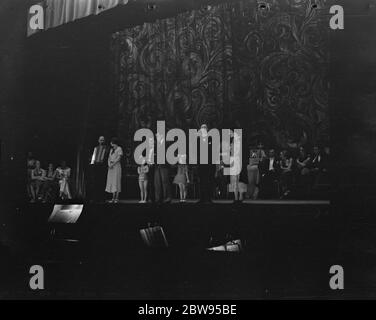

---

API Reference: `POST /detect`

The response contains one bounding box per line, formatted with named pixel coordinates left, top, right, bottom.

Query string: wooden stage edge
left=107, top=199, right=330, bottom=205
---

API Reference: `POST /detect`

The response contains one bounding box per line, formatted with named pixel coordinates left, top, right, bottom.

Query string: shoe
left=114, top=199, right=119, bottom=203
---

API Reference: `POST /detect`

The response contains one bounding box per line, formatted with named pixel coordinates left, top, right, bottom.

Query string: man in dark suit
left=196, top=124, right=215, bottom=203
left=153, top=132, right=171, bottom=204
left=259, top=149, right=280, bottom=199
left=88, top=136, right=110, bottom=202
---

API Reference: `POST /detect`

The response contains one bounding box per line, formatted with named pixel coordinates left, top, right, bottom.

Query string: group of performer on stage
left=26, top=125, right=329, bottom=203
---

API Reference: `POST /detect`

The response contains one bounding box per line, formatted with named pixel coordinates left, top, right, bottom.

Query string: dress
left=106, top=146, right=123, bottom=193
left=138, top=165, right=149, bottom=182
left=56, top=167, right=72, bottom=199
left=173, top=164, right=188, bottom=184
left=247, top=157, right=260, bottom=199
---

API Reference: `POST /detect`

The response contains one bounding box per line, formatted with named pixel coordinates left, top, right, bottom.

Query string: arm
left=112, top=148, right=123, bottom=165
left=137, top=167, right=141, bottom=174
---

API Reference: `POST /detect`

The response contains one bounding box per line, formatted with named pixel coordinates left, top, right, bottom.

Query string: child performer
left=138, top=158, right=149, bottom=203
left=173, top=154, right=189, bottom=202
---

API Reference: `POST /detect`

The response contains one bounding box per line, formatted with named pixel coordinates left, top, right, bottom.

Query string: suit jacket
left=90, top=145, right=110, bottom=165
left=260, top=157, right=280, bottom=175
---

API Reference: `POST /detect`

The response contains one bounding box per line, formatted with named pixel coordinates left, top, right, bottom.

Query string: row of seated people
left=27, top=154, right=72, bottom=203
left=240, top=145, right=329, bottom=200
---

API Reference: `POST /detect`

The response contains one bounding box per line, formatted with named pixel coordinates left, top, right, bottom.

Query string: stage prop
left=48, top=204, right=83, bottom=224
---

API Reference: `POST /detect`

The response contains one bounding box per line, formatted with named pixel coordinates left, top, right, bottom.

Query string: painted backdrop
left=111, top=0, right=329, bottom=149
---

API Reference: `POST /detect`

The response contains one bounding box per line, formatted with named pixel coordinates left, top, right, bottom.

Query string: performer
left=154, top=132, right=171, bottom=204
left=279, top=150, right=293, bottom=198
left=30, top=160, right=46, bottom=202
left=138, top=158, right=149, bottom=203
left=41, top=163, right=58, bottom=203
left=197, top=124, right=215, bottom=203
left=173, top=154, right=189, bottom=202
left=229, top=132, right=244, bottom=202
left=56, top=160, right=72, bottom=200
left=105, top=137, right=123, bottom=203
left=88, top=136, right=109, bottom=202
left=246, top=150, right=261, bottom=200
left=260, top=149, right=280, bottom=198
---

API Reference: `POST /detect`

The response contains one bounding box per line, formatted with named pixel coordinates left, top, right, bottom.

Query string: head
left=110, top=137, right=119, bottom=148
left=313, top=146, right=320, bottom=155
left=98, top=136, right=105, bottom=145
left=269, top=149, right=275, bottom=158
left=35, top=160, right=41, bottom=169
left=200, top=124, right=208, bottom=138
left=139, top=155, right=146, bottom=165
left=27, top=151, right=34, bottom=159
left=280, top=150, right=289, bottom=159
left=48, top=163, right=54, bottom=171
left=299, top=146, right=306, bottom=156
left=60, top=160, right=67, bottom=168
left=178, top=154, right=187, bottom=164
left=257, top=142, right=264, bottom=150
left=156, top=132, right=164, bottom=143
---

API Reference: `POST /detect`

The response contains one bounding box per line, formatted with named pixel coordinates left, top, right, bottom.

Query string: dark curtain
left=111, top=0, right=329, bottom=150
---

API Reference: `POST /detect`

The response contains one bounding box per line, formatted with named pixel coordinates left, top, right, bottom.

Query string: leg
left=30, top=183, right=36, bottom=201
left=161, top=167, right=171, bottom=202
left=154, top=166, right=162, bottom=203
left=144, top=180, right=148, bottom=201
left=139, top=180, right=144, bottom=201
left=182, top=183, right=187, bottom=200
left=178, top=183, right=183, bottom=200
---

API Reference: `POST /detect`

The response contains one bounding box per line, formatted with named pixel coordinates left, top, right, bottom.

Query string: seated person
left=246, top=150, right=261, bottom=200
left=30, top=160, right=46, bottom=202
left=259, top=149, right=281, bottom=198
left=310, top=146, right=326, bottom=186
left=296, top=146, right=311, bottom=179
left=55, top=160, right=72, bottom=200
left=41, top=163, right=58, bottom=203
left=279, top=150, right=293, bottom=198
left=26, top=152, right=36, bottom=200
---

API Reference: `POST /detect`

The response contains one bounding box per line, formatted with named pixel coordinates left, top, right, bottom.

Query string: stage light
left=48, top=204, right=83, bottom=224
left=207, top=239, right=243, bottom=253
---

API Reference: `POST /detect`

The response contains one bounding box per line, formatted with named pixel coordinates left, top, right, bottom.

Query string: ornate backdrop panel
left=111, top=0, right=329, bottom=149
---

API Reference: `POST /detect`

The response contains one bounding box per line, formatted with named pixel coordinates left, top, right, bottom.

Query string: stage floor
left=111, top=199, right=330, bottom=205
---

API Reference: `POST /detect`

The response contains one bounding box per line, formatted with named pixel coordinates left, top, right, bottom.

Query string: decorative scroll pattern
left=111, top=0, right=329, bottom=148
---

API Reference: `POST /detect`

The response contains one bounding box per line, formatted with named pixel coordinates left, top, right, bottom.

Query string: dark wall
left=330, top=0, right=376, bottom=185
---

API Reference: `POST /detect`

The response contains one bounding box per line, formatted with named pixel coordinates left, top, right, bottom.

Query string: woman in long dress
left=55, top=160, right=72, bottom=200
left=173, top=154, right=189, bottom=202
left=106, top=137, right=123, bottom=203
left=247, top=150, right=260, bottom=200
